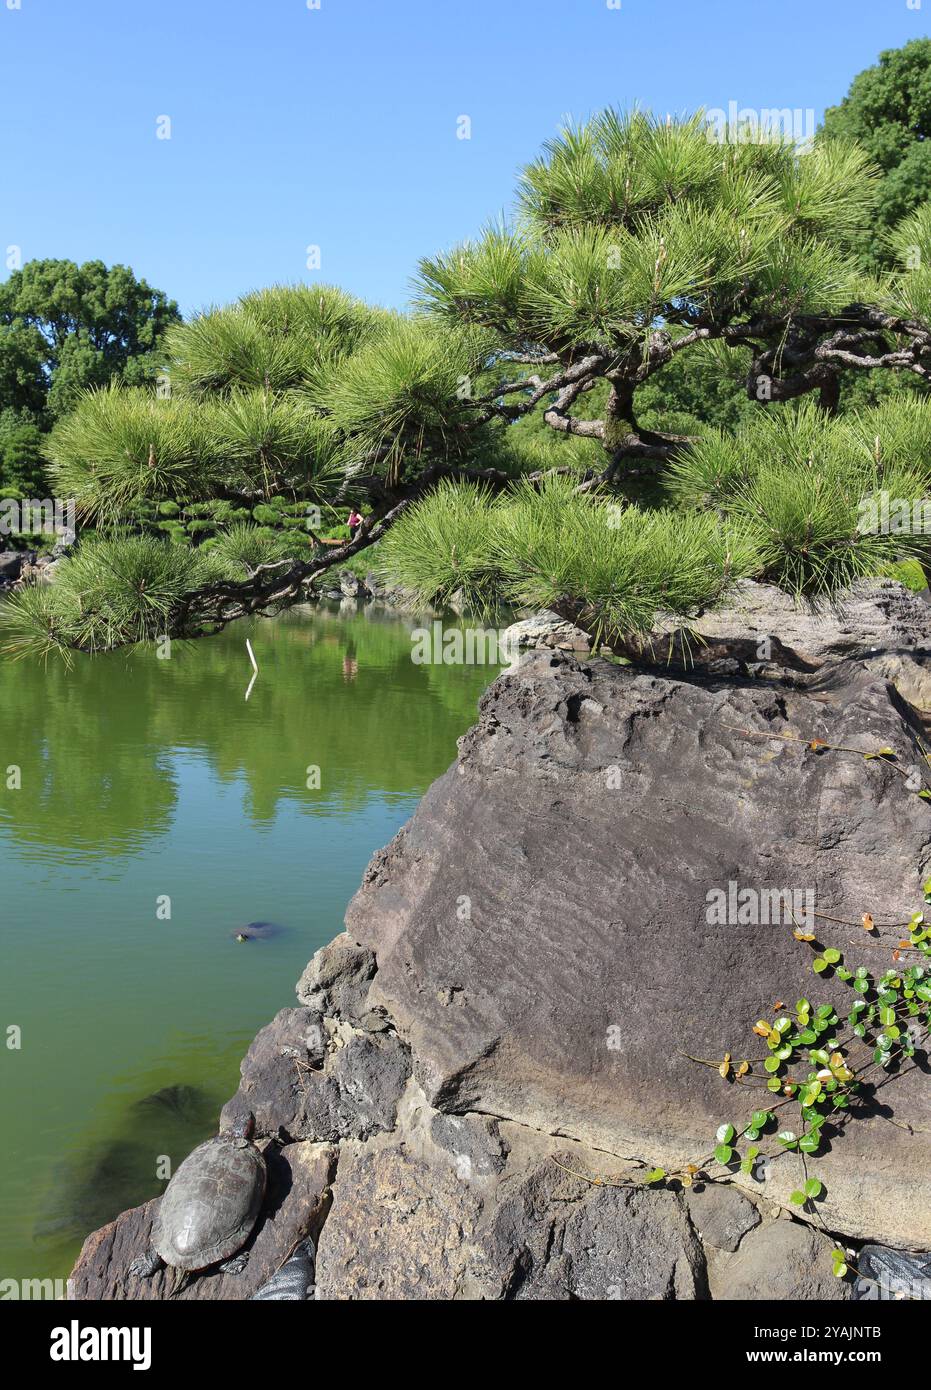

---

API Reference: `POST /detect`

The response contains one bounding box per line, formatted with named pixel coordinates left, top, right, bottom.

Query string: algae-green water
left=0, top=604, right=500, bottom=1289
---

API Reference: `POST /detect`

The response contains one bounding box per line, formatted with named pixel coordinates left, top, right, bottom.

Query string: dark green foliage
left=0, top=415, right=48, bottom=494
left=0, top=259, right=180, bottom=421
left=822, top=39, right=931, bottom=267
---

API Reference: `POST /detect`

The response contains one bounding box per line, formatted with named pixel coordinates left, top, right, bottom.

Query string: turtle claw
left=128, top=1248, right=163, bottom=1279
left=218, top=1252, right=249, bottom=1275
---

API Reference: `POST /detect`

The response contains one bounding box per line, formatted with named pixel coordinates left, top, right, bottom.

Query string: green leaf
left=813, top=957, right=828, bottom=973
left=714, top=1143, right=733, bottom=1165
left=790, top=1190, right=806, bottom=1205
left=715, top=1123, right=735, bottom=1144
left=805, top=1178, right=823, bottom=1199
left=823, top=948, right=841, bottom=964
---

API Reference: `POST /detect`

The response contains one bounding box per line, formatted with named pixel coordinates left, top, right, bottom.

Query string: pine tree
left=5, top=110, right=931, bottom=658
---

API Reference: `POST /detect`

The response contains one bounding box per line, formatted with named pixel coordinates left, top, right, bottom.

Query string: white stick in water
left=245, top=638, right=259, bottom=702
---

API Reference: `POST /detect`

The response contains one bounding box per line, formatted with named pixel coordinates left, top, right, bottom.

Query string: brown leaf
left=862, top=913, right=874, bottom=932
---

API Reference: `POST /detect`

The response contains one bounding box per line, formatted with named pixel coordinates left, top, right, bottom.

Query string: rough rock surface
left=502, top=609, right=592, bottom=654
left=709, top=1219, right=851, bottom=1301
left=313, top=1126, right=706, bottom=1301
left=296, top=934, right=377, bottom=1020
left=684, top=1184, right=761, bottom=1253
left=220, top=1003, right=410, bottom=1143
left=345, top=652, right=931, bottom=1246
left=616, top=577, right=931, bottom=712
left=0, top=549, right=32, bottom=585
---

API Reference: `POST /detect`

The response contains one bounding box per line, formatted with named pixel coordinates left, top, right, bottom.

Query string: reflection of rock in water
left=34, top=1083, right=216, bottom=1248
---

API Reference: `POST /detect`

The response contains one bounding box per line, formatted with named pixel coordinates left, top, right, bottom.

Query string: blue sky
left=0, top=0, right=927, bottom=317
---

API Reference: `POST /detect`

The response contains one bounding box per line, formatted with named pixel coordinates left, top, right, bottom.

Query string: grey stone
left=476, top=1159, right=706, bottom=1300
left=429, top=1112, right=508, bottom=1177
left=296, top=1031, right=410, bottom=1143
left=710, top=1219, right=853, bottom=1301
left=339, top=571, right=371, bottom=598
left=220, top=1006, right=325, bottom=1139
left=296, top=932, right=376, bottom=1022
left=502, top=609, right=592, bottom=653
left=314, top=1140, right=483, bottom=1300
left=684, top=1183, right=761, bottom=1252
left=0, top=550, right=28, bottom=581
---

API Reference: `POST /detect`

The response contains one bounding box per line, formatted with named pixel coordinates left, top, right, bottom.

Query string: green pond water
left=0, top=603, right=501, bottom=1289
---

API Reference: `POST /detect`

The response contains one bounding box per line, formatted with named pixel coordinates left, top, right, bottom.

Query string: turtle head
left=227, top=1111, right=256, bottom=1143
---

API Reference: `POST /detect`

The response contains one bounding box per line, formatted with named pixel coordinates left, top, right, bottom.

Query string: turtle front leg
left=217, top=1251, right=250, bottom=1275
left=128, top=1247, right=164, bottom=1279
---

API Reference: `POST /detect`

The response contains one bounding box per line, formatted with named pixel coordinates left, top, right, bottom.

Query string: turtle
left=230, top=920, right=283, bottom=943
left=128, top=1113, right=266, bottom=1283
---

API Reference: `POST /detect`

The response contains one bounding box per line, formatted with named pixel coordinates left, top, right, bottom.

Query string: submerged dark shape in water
left=231, top=921, right=285, bottom=943
left=34, top=1139, right=151, bottom=1243
left=35, top=1084, right=218, bottom=1246
left=133, top=1083, right=210, bottom=1122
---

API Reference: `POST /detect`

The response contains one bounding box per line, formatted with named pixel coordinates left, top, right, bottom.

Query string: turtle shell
left=152, top=1134, right=267, bottom=1272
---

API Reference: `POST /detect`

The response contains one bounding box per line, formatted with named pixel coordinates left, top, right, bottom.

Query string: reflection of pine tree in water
left=0, top=609, right=497, bottom=852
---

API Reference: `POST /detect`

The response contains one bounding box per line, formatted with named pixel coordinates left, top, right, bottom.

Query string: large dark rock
left=296, top=934, right=376, bottom=1021
left=345, top=651, right=931, bottom=1246
left=220, top=1004, right=409, bottom=1143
